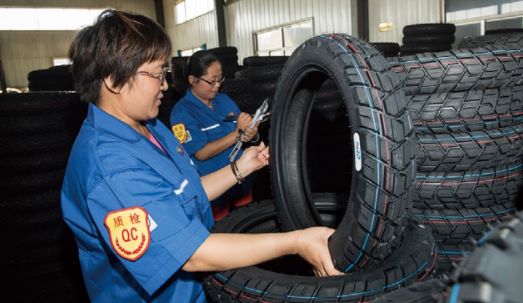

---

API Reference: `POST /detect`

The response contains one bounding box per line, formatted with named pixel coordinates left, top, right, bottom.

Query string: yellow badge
left=104, top=207, right=151, bottom=261
left=172, top=123, right=187, bottom=143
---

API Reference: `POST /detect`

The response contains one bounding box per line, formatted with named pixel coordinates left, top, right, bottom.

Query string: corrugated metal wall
left=0, top=31, right=75, bottom=88
left=164, top=0, right=445, bottom=62
left=1, top=0, right=448, bottom=87
left=368, top=0, right=443, bottom=43
left=224, top=0, right=357, bottom=62
left=163, top=0, right=219, bottom=54
left=0, top=0, right=156, bottom=87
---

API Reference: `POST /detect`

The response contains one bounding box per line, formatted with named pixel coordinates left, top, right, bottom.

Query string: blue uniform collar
left=87, top=103, right=144, bottom=143
left=186, top=89, right=217, bottom=111
left=86, top=103, right=183, bottom=172
left=184, top=90, right=233, bottom=124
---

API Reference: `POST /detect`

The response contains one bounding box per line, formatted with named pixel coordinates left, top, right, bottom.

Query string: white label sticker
left=353, top=132, right=362, bottom=172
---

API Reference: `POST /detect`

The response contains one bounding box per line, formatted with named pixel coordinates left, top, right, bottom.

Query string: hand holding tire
left=294, top=227, right=342, bottom=277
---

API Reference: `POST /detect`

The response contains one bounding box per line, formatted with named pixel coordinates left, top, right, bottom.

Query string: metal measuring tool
left=228, top=98, right=270, bottom=162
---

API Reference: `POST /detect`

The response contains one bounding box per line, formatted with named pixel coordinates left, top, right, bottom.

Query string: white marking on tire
left=354, top=132, right=362, bottom=171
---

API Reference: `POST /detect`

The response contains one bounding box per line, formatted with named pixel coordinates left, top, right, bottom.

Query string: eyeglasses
left=196, top=76, right=225, bottom=87
left=136, top=68, right=168, bottom=84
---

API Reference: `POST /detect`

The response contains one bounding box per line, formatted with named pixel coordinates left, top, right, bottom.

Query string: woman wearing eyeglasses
left=61, top=9, right=339, bottom=303
left=170, top=50, right=259, bottom=219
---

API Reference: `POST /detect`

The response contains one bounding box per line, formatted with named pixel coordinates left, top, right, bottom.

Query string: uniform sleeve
left=170, top=110, right=208, bottom=156
left=86, top=167, right=209, bottom=296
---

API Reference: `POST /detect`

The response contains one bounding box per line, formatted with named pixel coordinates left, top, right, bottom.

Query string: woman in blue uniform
left=61, top=9, right=339, bottom=303
left=170, top=50, right=257, bottom=219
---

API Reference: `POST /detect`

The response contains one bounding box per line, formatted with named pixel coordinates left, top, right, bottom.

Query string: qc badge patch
left=172, top=123, right=187, bottom=143
left=104, top=207, right=151, bottom=261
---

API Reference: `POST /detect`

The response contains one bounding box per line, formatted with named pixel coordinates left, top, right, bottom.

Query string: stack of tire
left=0, top=92, right=89, bottom=302
left=371, top=209, right=523, bottom=303
left=400, top=23, right=456, bottom=56
left=203, top=34, right=438, bottom=302
left=208, top=46, right=241, bottom=79
left=27, top=65, right=75, bottom=92
left=459, top=28, right=523, bottom=48
left=170, top=55, right=190, bottom=96
left=220, top=77, right=258, bottom=114
left=234, top=56, right=288, bottom=109
left=371, top=42, right=400, bottom=57
left=388, top=34, right=523, bottom=275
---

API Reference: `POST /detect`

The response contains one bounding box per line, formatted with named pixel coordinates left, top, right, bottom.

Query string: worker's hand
left=241, top=122, right=259, bottom=142
left=294, top=227, right=342, bottom=277
left=235, top=142, right=269, bottom=176
left=236, top=112, right=253, bottom=133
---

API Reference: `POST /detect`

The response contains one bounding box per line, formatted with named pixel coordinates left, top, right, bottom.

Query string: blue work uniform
left=170, top=90, right=251, bottom=205
left=170, top=90, right=241, bottom=174
left=61, top=103, right=213, bottom=302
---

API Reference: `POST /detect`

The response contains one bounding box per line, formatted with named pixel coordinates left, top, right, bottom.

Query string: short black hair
left=172, top=50, right=219, bottom=94
left=68, top=9, right=172, bottom=103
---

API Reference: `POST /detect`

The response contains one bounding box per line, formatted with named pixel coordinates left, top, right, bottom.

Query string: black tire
left=371, top=278, right=448, bottom=303
left=26, top=65, right=75, bottom=92
left=307, top=101, right=354, bottom=193
left=446, top=211, right=523, bottom=303
left=203, top=200, right=436, bottom=303
left=0, top=92, right=84, bottom=115
left=208, top=46, right=238, bottom=56
left=399, top=44, right=453, bottom=55
left=415, top=125, right=523, bottom=172
left=4, top=204, right=63, bottom=231
left=312, top=92, right=345, bottom=121
left=7, top=223, right=66, bottom=250
left=403, top=35, right=455, bottom=45
left=0, top=131, right=76, bottom=156
left=254, top=80, right=278, bottom=98
left=270, top=34, right=416, bottom=272
left=5, top=259, right=89, bottom=303
left=435, top=242, right=475, bottom=276
left=408, top=86, right=523, bottom=134
left=370, top=42, right=400, bottom=55
left=0, top=111, right=84, bottom=135
left=243, top=56, right=289, bottom=67
left=221, top=65, right=241, bottom=79
left=234, top=65, right=283, bottom=82
left=28, top=80, right=75, bottom=92
left=459, top=32, right=523, bottom=48
left=485, top=28, right=523, bottom=35
left=220, top=78, right=261, bottom=114
left=27, top=65, right=71, bottom=81
left=403, top=23, right=456, bottom=36
left=389, top=45, right=523, bottom=95
left=410, top=203, right=516, bottom=244
left=216, top=55, right=239, bottom=64
left=413, top=163, right=523, bottom=209
left=1, top=189, right=61, bottom=213
left=1, top=169, right=65, bottom=194
left=0, top=149, right=70, bottom=173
